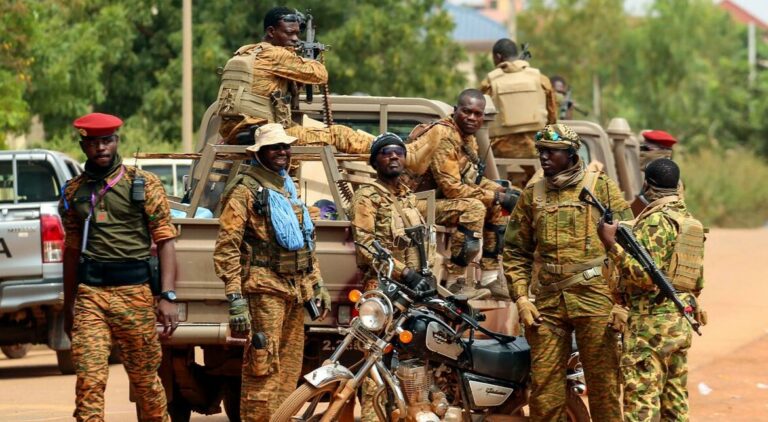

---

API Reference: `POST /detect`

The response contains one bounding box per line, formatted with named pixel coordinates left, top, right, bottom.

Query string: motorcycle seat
left=468, top=337, right=531, bottom=384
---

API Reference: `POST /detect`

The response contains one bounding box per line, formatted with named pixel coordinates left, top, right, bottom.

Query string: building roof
left=719, top=0, right=768, bottom=30
left=445, top=3, right=509, bottom=47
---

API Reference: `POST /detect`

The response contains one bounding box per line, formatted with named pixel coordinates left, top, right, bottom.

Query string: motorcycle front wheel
left=271, top=381, right=355, bottom=422
left=565, top=390, right=590, bottom=422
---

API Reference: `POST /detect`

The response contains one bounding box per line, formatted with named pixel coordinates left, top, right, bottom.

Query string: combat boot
left=446, top=277, right=491, bottom=300
left=479, top=270, right=511, bottom=301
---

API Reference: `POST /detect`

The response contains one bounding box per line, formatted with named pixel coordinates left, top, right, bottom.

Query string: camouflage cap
left=535, top=123, right=581, bottom=150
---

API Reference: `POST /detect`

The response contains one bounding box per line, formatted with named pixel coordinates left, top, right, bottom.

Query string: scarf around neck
left=546, top=157, right=585, bottom=190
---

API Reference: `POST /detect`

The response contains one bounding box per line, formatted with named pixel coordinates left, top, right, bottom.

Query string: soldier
left=480, top=38, right=557, bottom=159
left=60, top=112, right=179, bottom=421
left=597, top=158, right=706, bottom=421
left=410, top=89, right=518, bottom=300
left=633, top=130, right=678, bottom=215
left=213, top=123, right=331, bottom=421
left=350, top=132, right=434, bottom=422
left=502, top=123, right=628, bottom=421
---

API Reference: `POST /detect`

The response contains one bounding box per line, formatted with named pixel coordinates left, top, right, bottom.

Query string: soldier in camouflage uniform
left=598, top=158, right=706, bottom=422
left=60, top=113, right=179, bottom=422
left=410, top=89, right=518, bottom=299
left=351, top=133, right=435, bottom=422
left=213, top=123, right=331, bottom=421
left=503, top=123, right=627, bottom=421
left=480, top=39, right=557, bottom=160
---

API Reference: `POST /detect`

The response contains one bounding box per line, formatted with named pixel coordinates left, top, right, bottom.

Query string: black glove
left=402, top=268, right=433, bottom=294
left=497, top=189, right=520, bottom=213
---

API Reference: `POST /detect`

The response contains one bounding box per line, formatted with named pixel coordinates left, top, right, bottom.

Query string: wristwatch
left=159, top=290, right=177, bottom=303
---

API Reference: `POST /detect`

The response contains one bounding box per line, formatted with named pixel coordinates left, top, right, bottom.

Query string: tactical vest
left=216, top=44, right=291, bottom=127
left=233, top=173, right=313, bottom=275
left=487, top=62, right=547, bottom=137
left=636, top=198, right=705, bottom=292
left=531, top=170, right=600, bottom=230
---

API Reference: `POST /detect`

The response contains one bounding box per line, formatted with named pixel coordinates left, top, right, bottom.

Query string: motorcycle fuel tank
left=398, top=311, right=464, bottom=363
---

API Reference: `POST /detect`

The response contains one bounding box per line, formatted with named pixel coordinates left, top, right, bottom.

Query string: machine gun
left=296, top=10, right=329, bottom=104
left=579, top=187, right=702, bottom=336
left=559, top=89, right=588, bottom=119
left=519, top=43, right=532, bottom=61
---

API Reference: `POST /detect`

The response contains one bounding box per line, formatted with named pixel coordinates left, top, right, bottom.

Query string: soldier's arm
left=350, top=192, right=408, bottom=280
left=479, top=77, right=491, bottom=95
left=607, top=214, right=677, bottom=291
left=429, top=134, right=496, bottom=206
left=213, top=185, right=251, bottom=296
left=142, top=172, right=177, bottom=292
left=502, top=188, right=536, bottom=300
left=601, top=175, right=633, bottom=221
left=58, top=180, right=82, bottom=334
left=267, top=46, right=329, bottom=85
left=542, top=75, right=557, bottom=124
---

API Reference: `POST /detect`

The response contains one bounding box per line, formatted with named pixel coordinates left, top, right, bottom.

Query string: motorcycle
left=271, top=241, right=590, bottom=422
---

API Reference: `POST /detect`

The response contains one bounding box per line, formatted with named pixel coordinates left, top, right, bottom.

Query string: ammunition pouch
left=250, top=240, right=313, bottom=275
left=482, top=223, right=506, bottom=259
left=450, top=225, right=481, bottom=267
left=78, top=256, right=151, bottom=288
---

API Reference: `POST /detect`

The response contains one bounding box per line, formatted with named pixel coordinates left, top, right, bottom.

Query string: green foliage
left=678, top=147, right=768, bottom=228
left=6, top=0, right=465, bottom=149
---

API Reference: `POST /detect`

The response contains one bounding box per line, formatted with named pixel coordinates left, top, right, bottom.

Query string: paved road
left=1, top=228, right=765, bottom=421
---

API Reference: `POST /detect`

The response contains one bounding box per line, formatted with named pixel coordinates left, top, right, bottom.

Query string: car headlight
left=358, top=297, right=391, bottom=331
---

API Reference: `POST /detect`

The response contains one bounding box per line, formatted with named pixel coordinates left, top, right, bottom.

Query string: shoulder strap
left=366, top=181, right=417, bottom=226
left=531, top=179, right=546, bottom=228
left=234, top=43, right=262, bottom=56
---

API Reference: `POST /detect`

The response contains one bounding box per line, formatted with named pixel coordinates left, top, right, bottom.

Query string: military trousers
left=490, top=132, right=538, bottom=159
left=241, top=293, right=305, bottom=421
left=71, top=283, right=168, bottom=422
left=526, top=296, right=621, bottom=422
left=419, top=198, right=507, bottom=274
left=622, top=311, right=692, bottom=422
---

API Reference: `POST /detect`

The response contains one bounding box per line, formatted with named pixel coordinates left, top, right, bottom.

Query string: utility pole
left=181, top=0, right=193, bottom=153
left=506, top=0, right=517, bottom=41
left=748, top=21, right=756, bottom=89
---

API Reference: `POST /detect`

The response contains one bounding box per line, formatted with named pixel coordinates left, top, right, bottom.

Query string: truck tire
left=56, top=350, right=75, bottom=375
left=1, top=343, right=31, bottom=359
left=108, top=345, right=122, bottom=364
left=223, top=377, right=241, bottom=422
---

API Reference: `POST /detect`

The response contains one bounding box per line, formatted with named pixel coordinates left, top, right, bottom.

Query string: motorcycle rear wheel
left=271, top=381, right=354, bottom=422
left=565, top=391, right=590, bottom=422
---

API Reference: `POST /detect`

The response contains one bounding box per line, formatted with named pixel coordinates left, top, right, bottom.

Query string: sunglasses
left=262, top=143, right=291, bottom=152
left=378, top=145, right=406, bottom=157
left=279, top=13, right=306, bottom=28
left=535, top=130, right=563, bottom=142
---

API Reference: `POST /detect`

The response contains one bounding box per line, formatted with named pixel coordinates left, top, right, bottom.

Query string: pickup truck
left=0, top=149, right=81, bottom=371
left=152, top=95, right=643, bottom=421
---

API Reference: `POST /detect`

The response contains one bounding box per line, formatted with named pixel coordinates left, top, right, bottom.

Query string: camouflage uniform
left=503, top=165, right=629, bottom=421
left=351, top=181, right=431, bottom=422
left=608, top=197, right=704, bottom=422
left=60, top=156, right=175, bottom=422
left=213, top=164, right=320, bottom=422
left=218, top=42, right=373, bottom=154
left=480, top=60, right=558, bottom=159
left=412, top=118, right=507, bottom=274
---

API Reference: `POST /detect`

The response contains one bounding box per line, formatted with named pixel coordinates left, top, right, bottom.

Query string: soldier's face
left=553, top=80, right=567, bottom=95
left=537, top=146, right=572, bottom=177
left=257, top=143, right=291, bottom=172
left=80, top=135, right=119, bottom=168
left=267, top=20, right=301, bottom=48
left=454, top=97, right=485, bottom=136
left=374, top=145, right=406, bottom=178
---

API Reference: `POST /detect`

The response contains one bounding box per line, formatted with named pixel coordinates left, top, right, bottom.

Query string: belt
left=543, top=256, right=605, bottom=275
left=78, top=257, right=150, bottom=287
left=538, top=265, right=602, bottom=294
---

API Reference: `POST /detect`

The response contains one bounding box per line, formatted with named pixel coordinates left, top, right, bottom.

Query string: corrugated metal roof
left=445, top=3, right=509, bottom=42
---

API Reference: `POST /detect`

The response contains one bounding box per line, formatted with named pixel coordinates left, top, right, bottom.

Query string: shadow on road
left=0, top=363, right=63, bottom=379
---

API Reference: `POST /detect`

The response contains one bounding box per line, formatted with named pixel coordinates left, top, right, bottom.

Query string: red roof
left=719, top=0, right=768, bottom=30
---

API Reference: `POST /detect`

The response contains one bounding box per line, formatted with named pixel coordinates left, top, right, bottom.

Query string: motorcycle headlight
left=358, top=297, right=391, bottom=331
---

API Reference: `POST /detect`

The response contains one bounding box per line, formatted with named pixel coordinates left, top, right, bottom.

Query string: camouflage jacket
left=503, top=172, right=630, bottom=316
left=417, top=118, right=499, bottom=206
left=59, top=157, right=176, bottom=260
left=213, top=165, right=320, bottom=301
left=249, top=42, right=328, bottom=100
left=350, top=181, right=428, bottom=285
left=608, top=197, right=704, bottom=306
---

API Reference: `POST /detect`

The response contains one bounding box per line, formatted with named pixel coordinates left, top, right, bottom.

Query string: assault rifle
left=579, top=187, right=702, bottom=336
left=296, top=10, right=329, bottom=103
left=559, top=89, right=588, bottom=119
left=404, top=225, right=432, bottom=278
left=519, top=43, right=532, bottom=61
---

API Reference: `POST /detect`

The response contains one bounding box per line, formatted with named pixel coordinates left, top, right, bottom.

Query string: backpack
left=487, top=63, right=547, bottom=136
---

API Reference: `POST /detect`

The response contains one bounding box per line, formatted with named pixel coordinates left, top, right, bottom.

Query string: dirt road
left=0, top=228, right=765, bottom=421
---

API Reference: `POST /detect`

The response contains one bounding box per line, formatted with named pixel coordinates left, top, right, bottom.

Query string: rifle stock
left=580, top=187, right=702, bottom=335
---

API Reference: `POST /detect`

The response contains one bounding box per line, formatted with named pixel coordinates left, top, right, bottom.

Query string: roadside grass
left=678, top=147, right=768, bottom=228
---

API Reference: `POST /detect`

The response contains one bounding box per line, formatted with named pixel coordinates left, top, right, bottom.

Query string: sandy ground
left=0, top=228, right=765, bottom=421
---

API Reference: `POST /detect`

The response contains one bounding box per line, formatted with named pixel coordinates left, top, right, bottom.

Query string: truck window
left=142, top=165, right=174, bottom=194
left=578, top=141, right=591, bottom=164
left=0, top=160, right=60, bottom=204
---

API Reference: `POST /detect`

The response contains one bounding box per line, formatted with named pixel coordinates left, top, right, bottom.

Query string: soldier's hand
left=515, top=296, right=542, bottom=328
left=597, top=217, right=619, bottom=249
left=497, top=190, right=521, bottom=213
left=157, top=299, right=180, bottom=339
left=402, top=268, right=433, bottom=294
left=607, top=303, right=629, bottom=333
left=228, top=298, right=251, bottom=336
left=694, top=297, right=708, bottom=326
left=313, top=282, right=332, bottom=321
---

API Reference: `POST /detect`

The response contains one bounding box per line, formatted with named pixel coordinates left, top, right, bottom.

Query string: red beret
left=642, top=130, right=677, bottom=148
left=73, top=113, right=123, bottom=139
